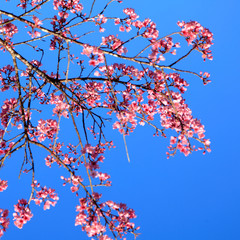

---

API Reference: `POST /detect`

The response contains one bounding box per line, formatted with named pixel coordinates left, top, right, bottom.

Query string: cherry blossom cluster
left=17, top=0, right=43, bottom=9
left=115, top=9, right=159, bottom=41
left=92, top=172, right=111, bottom=185
left=0, top=0, right=213, bottom=238
left=81, top=44, right=105, bottom=67
left=0, top=140, right=15, bottom=156
left=200, top=71, right=211, bottom=85
left=0, top=98, right=18, bottom=128
left=168, top=73, right=189, bottom=93
left=0, top=19, right=18, bottom=40
left=102, top=35, right=128, bottom=55
left=0, top=65, right=17, bottom=92
left=26, top=16, right=42, bottom=38
left=44, top=141, right=83, bottom=168
left=35, top=119, right=58, bottom=142
left=93, top=14, right=108, bottom=32
left=44, top=142, right=64, bottom=167
left=0, top=179, right=7, bottom=192
left=0, top=209, right=9, bottom=238
left=148, top=37, right=180, bottom=63
left=75, top=196, right=106, bottom=237
left=123, top=8, right=139, bottom=21
left=97, top=64, right=210, bottom=156
left=49, top=93, right=69, bottom=118
left=60, top=175, right=84, bottom=194
left=115, top=8, right=139, bottom=32
left=13, top=199, right=33, bottom=229
left=31, top=180, right=59, bottom=210
left=81, top=144, right=107, bottom=170
left=75, top=195, right=138, bottom=239
left=177, top=21, right=213, bottom=60
left=83, top=81, right=104, bottom=107
left=53, top=0, right=83, bottom=14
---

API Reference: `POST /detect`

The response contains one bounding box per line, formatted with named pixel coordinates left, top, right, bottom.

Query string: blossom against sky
left=0, top=0, right=240, bottom=240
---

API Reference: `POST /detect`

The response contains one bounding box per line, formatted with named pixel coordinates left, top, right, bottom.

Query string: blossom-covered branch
left=0, top=0, right=213, bottom=239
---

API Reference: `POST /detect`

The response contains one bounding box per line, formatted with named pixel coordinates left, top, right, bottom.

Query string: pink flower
left=35, top=119, right=58, bottom=142
left=114, top=18, right=120, bottom=25
left=0, top=209, right=9, bottom=237
left=119, top=26, right=125, bottom=32
left=99, top=27, right=105, bottom=32
left=31, top=180, right=59, bottom=210
left=32, top=16, right=42, bottom=26
left=13, top=199, right=33, bottom=229
left=81, top=44, right=93, bottom=57
left=88, top=59, right=97, bottom=66
left=85, top=221, right=106, bottom=237
left=0, top=179, right=8, bottom=192
left=170, top=136, right=177, bottom=145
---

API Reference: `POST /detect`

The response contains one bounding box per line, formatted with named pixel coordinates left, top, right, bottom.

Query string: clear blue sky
left=1, top=0, right=240, bottom=239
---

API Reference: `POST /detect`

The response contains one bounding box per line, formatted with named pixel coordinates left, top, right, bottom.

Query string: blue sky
left=1, top=0, right=240, bottom=239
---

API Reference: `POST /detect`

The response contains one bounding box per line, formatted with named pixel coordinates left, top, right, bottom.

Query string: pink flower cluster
left=0, top=209, right=9, bottom=238
left=94, top=14, right=108, bottom=32
left=75, top=196, right=138, bottom=239
left=0, top=179, right=8, bottom=192
left=148, top=37, right=180, bottom=63
left=142, top=20, right=159, bottom=40
left=0, top=65, right=16, bottom=92
left=101, top=35, right=127, bottom=55
left=17, top=0, right=28, bottom=9
left=83, top=82, right=104, bottom=107
left=0, top=0, right=213, bottom=238
left=81, top=144, right=106, bottom=171
left=123, top=8, right=139, bottom=21
left=70, top=175, right=83, bottom=193
left=13, top=199, right=33, bottom=229
left=17, top=0, right=43, bottom=9
left=0, top=140, right=15, bottom=156
left=45, top=142, right=79, bottom=168
left=104, top=201, right=138, bottom=236
left=31, top=180, right=59, bottom=210
left=25, top=16, right=43, bottom=38
left=177, top=21, right=213, bottom=60
left=0, top=19, right=18, bottom=39
left=160, top=90, right=211, bottom=156
left=35, top=119, right=58, bottom=142
left=200, top=71, right=211, bottom=85
left=97, top=63, right=210, bottom=155
left=81, top=44, right=104, bottom=67
left=49, top=93, right=69, bottom=117
left=168, top=73, right=189, bottom=93
left=0, top=98, right=17, bottom=128
left=94, top=172, right=111, bottom=182
left=115, top=8, right=159, bottom=38
left=113, top=110, right=137, bottom=134
left=60, top=175, right=83, bottom=193
left=53, top=0, right=83, bottom=14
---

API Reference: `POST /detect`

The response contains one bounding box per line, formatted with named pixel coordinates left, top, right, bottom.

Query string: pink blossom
left=35, top=119, right=58, bottom=142
left=170, top=136, right=177, bottom=145
left=32, top=16, right=42, bottom=26
left=81, top=44, right=93, bottom=57
left=114, top=18, right=120, bottom=25
left=119, top=25, right=125, bottom=32
left=85, top=221, right=106, bottom=237
left=13, top=199, right=33, bottom=229
left=0, top=20, right=18, bottom=38
left=31, top=180, right=59, bottom=210
left=0, top=209, right=9, bottom=238
left=0, top=179, right=7, bottom=192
